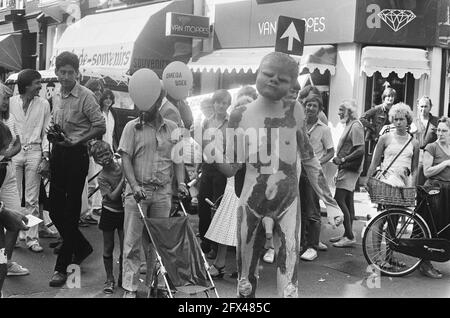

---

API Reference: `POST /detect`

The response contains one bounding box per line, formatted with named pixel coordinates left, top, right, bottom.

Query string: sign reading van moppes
left=166, top=12, right=210, bottom=38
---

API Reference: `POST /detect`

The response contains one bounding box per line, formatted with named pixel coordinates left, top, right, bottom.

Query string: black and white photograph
left=1, top=0, right=450, bottom=302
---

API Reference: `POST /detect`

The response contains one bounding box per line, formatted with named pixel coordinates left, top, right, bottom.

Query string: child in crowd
left=91, top=141, right=125, bottom=294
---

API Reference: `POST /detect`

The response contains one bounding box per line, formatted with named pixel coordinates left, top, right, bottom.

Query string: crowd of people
left=1, top=50, right=450, bottom=299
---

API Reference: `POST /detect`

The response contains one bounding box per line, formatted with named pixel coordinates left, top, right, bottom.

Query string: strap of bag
left=379, top=135, right=413, bottom=177
left=337, top=121, right=356, bottom=157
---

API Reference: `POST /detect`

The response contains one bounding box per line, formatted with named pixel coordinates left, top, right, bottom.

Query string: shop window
left=220, top=70, right=257, bottom=94
left=299, top=69, right=331, bottom=118
left=364, top=71, right=415, bottom=112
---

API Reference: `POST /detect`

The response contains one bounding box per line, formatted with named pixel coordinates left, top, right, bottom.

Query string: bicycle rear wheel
left=362, top=208, right=431, bottom=277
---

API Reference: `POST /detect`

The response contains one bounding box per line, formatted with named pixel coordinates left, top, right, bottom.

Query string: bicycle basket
left=367, top=177, right=416, bottom=207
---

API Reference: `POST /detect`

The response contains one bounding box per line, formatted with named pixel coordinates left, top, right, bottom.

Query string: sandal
left=209, top=264, right=225, bottom=279
left=103, top=280, right=115, bottom=294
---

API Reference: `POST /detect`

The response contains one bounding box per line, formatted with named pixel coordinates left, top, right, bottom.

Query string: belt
left=22, top=144, right=42, bottom=151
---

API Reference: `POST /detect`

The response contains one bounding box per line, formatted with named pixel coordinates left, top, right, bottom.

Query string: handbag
left=371, top=135, right=413, bottom=180
left=337, top=122, right=364, bottom=172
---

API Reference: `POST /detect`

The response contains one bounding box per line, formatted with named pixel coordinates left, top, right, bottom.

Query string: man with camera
left=47, top=51, right=105, bottom=287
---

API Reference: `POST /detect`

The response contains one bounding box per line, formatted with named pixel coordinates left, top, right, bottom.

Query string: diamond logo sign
left=378, top=9, right=416, bottom=32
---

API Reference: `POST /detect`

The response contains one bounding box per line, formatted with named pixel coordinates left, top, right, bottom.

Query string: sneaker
left=78, top=219, right=89, bottom=227
left=7, top=262, right=30, bottom=276
left=81, top=214, right=98, bottom=225
left=123, top=290, right=137, bottom=298
left=300, top=248, right=318, bottom=261
left=263, top=248, right=275, bottom=263
left=28, top=243, right=44, bottom=253
left=329, top=236, right=342, bottom=243
left=39, top=229, right=59, bottom=239
left=332, top=237, right=356, bottom=248
left=318, top=242, right=328, bottom=251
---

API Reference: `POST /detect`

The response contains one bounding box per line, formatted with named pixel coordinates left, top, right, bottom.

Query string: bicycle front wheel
left=362, top=208, right=431, bottom=277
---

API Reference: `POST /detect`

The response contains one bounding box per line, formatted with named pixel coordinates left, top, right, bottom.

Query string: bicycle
left=362, top=185, right=450, bottom=277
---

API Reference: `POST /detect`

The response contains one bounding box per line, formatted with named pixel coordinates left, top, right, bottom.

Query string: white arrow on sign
left=280, top=22, right=301, bottom=51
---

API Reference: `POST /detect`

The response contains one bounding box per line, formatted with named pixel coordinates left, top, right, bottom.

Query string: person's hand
left=332, top=157, right=343, bottom=165
left=177, top=183, right=189, bottom=199
left=37, top=158, right=50, bottom=178
left=0, top=206, right=29, bottom=232
left=132, top=185, right=146, bottom=202
left=445, top=159, right=450, bottom=167
left=56, top=136, right=76, bottom=147
left=192, top=170, right=199, bottom=181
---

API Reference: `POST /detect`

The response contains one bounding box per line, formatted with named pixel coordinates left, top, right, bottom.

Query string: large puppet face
left=256, top=58, right=294, bottom=101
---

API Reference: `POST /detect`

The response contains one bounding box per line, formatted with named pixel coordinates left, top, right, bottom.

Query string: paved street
left=2, top=191, right=450, bottom=298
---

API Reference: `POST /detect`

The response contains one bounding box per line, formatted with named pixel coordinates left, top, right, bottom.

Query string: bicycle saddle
left=417, top=185, right=440, bottom=196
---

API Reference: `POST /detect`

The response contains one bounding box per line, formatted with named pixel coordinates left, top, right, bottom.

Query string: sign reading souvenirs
left=166, top=12, right=210, bottom=38
left=275, top=16, right=305, bottom=56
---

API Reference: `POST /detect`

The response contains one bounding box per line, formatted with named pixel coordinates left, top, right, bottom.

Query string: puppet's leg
left=274, top=199, right=301, bottom=298
left=236, top=205, right=266, bottom=298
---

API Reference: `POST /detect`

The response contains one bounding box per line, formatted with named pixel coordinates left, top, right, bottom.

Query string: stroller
left=137, top=199, right=219, bottom=298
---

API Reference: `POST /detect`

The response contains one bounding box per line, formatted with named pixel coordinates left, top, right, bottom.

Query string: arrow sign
left=275, top=16, right=305, bottom=56
left=280, top=22, right=301, bottom=51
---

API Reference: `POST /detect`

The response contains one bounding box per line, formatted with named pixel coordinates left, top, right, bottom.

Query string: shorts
left=99, top=207, right=124, bottom=232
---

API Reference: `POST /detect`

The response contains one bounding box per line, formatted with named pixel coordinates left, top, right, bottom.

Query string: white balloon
left=129, top=68, right=161, bottom=111
left=162, top=61, right=193, bottom=100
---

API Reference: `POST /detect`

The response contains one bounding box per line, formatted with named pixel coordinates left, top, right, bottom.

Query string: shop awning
left=51, top=0, right=192, bottom=82
left=361, top=46, right=430, bottom=79
left=6, top=69, right=57, bottom=85
left=188, top=45, right=336, bottom=75
left=0, top=34, right=22, bottom=71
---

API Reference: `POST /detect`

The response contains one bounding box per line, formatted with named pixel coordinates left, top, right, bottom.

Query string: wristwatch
left=42, top=156, right=49, bottom=162
left=341, top=157, right=346, bottom=163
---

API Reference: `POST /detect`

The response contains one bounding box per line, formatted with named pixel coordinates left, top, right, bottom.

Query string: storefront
left=191, top=0, right=450, bottom=126
left=48, top=0, right=193, bottom=109
left=190, top=0, right=353, bottom=121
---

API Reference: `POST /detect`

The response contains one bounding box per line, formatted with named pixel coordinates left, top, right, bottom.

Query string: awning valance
left=6, top=69, right=57, bottom=84
left=361, top=46, right=430, bottom=79
left=50, top=0, right=192, bottom=82
left=188, top=45, right=336, bottom=75
left=0, top=34, right=22, bottom=71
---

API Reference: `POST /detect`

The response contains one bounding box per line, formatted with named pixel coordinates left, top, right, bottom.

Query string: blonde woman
left=331, top=100, right=365, bottom=248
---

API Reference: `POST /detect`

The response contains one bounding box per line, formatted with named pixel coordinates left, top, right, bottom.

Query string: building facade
left=190, top=0, right=450, bottom=127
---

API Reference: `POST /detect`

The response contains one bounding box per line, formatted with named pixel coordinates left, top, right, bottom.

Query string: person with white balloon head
left=160, top=61, right=194, bottom=130
left=119, top=68, right=189, bottom=298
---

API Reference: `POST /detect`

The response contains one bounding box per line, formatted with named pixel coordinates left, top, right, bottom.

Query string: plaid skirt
left=205, top=177, right=239, bottom=247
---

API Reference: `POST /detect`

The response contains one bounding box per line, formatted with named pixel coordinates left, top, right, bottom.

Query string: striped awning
left=0, top=33, right=22, bottom=71
left=361, top=46, right=430, bottom=79
left=189, top=45, right=336, bottom=75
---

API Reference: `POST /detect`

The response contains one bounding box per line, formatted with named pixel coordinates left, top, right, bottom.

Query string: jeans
left=49, top=144, right=91, bottom=273
left=0, top=162, right=22, bottom=261
left=12, top=148, right=41, bottom=247
left=299, top=171, right=321, bottom=250
left=122, top=183, right=172, bottom=292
